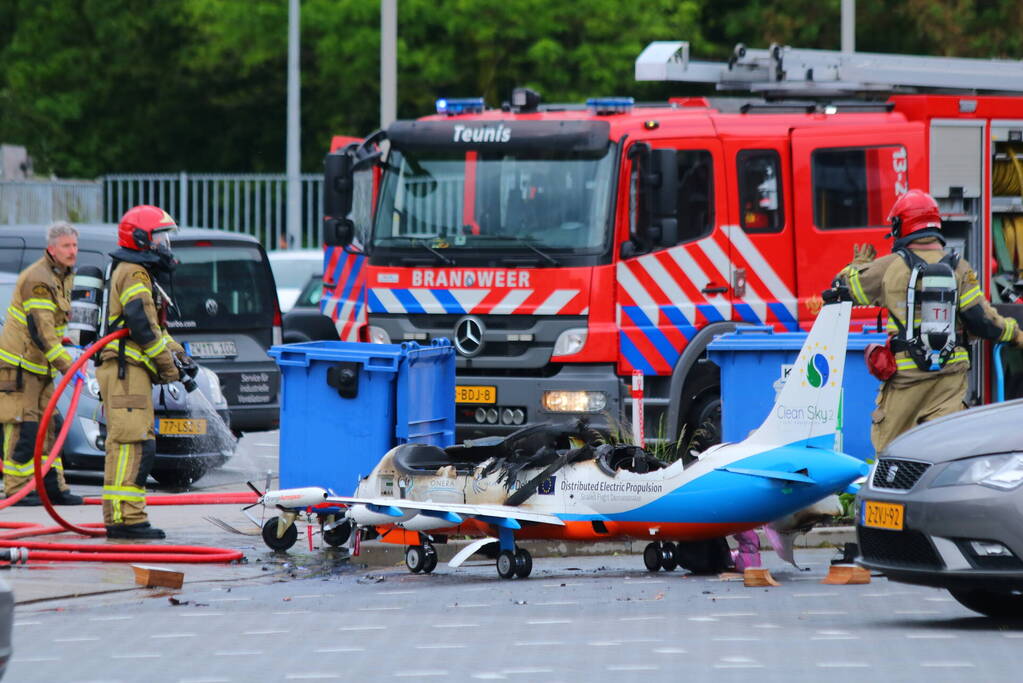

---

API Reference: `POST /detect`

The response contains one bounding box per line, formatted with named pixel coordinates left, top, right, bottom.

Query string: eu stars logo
left=537, top=476, right=556, bottom=495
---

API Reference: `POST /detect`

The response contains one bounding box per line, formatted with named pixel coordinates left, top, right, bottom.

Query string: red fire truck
left=319, top=42, right=1023, bottom=451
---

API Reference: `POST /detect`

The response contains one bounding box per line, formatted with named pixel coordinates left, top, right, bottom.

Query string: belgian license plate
left=158, top=418, right=208, bottom=436
left=455, top=385, right=497, bottom=404
left=189, top=340, right=237, bottom=358
left=862, top=500, right=904, bottom=530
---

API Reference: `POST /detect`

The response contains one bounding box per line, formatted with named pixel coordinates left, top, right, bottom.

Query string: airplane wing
left=323, top=494, right=566, bottom=527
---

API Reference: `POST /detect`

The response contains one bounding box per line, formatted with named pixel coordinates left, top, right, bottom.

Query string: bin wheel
left=660, top=542, right=678, bottom=571
left=643, top=542, right=662, bottom=572
left=422, top=545, right=439, bottom=574
left=262, top=517, right=298, bottom=552
left=514, top=548, right=533, bottom=578
left=496, top=550, right=517, bottom=579
left=406, top=545, right=426, bottom=573
left=323, top=520, right=352, bottom=547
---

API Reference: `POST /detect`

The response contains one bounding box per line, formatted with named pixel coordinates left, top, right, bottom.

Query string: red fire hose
left=0, top=329, right=247, bottom=563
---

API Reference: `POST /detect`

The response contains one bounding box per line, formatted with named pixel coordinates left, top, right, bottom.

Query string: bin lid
left=707, top=325, right=886, bottom=352
left=269, top=338, right=454, bottom=370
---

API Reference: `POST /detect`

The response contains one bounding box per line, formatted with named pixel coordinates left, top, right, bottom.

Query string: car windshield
left=270, top=255, right=322, bottom=289
left=296, top=275, right=324, bottom=308
left=170, top=245, right=275, bottom=326
left=371, top=145, right=617, bottom=254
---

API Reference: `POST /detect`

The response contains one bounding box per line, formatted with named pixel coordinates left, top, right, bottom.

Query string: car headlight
left=552, top=328, right=587, bottom=357
left=542, top=390, right=606, bottom=413
left=86, top=377, right=101, bottom=399
left=932, top=453, right=1023, bottom=490
left=201, top=367, right=226, bottom=405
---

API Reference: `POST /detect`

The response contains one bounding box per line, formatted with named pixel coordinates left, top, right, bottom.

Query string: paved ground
left=8, top=551, right=1023, bottom=682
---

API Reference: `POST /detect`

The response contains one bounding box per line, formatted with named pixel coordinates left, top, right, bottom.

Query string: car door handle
left=701, top=285, right=728, bottom=294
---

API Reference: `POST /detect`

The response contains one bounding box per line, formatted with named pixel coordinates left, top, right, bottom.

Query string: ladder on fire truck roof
left=636, top=41, right=1023, bottom=98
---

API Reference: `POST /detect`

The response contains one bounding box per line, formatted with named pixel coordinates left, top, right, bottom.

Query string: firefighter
left=826, top=189, right=1023, bottom=453
left=1, top=221, right=85, bottom=506
left=98, top=205, right=193, bottom=539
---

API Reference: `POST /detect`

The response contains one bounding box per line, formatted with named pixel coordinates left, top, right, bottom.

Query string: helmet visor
left=151, top=226, right=177, bottom=250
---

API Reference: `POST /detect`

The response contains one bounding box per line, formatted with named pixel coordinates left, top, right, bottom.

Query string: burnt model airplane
left=253, top=301, right=867, bottom=579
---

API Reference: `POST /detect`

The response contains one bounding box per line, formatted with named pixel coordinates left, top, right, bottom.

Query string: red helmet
left=118, top=205, right=178, bottom=251
left=886, top=189, right=941, bottom=239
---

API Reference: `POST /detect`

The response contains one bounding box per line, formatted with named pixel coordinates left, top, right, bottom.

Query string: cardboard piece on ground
left=132, top=564, right=185, bottom=589
left=744, top=567, right=780, bottom=587
left=821, top=564, right=871, bottom=585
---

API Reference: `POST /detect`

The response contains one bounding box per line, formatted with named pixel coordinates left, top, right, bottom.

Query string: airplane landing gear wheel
left=322, top=520, right=352, bottom=547
left=660, top=542, right=678, bottom=571
left=643, top=542, right=661, bottom=572
left=496, top=550, right=517, bottom=579
left=406, top=545, right=426, bottom=573
left=422, top=545, right=438, bottom=574
left=514, top=548, right=533, bottom=578
left=262, top=517, right=298, bottom=552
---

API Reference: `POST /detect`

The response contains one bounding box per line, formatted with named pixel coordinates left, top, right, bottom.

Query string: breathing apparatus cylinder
left=69, top=265, right=104, bottom=346
left=914, top=264, right=958, bottom=370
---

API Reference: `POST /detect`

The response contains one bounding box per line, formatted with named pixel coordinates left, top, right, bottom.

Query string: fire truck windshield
left=371, top=145, right=617, bottom=261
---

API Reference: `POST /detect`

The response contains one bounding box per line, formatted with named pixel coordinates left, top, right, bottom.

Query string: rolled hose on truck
left=0, top=328, right=250, bottom=564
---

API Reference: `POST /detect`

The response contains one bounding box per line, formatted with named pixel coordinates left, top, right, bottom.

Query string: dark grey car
left=856, top=398, right=1023, bottom=617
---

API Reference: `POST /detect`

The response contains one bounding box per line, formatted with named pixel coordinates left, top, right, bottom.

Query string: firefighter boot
left=43, top=468, right=83, bottom=506
left=105, top=522, right=166, bottom=540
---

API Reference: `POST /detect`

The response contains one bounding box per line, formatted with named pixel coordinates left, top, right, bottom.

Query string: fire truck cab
left=321, top=42, right=1023, bottom=453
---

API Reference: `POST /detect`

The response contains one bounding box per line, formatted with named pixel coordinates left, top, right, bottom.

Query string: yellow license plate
left=455, top=385, right=497, bottom=404
left=862, top=500, right=904, bottom=530
left=158, top=418, right=208, bottom=436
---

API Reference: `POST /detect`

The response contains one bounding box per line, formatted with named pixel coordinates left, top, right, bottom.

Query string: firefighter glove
left=821, top=286, right=850, bottom=304
left=852, top=242, right=877, bottom=264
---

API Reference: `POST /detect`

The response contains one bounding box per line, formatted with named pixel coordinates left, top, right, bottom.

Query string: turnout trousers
left=1, top=367, right=69, bottom=496
left=96, top=361, right=156, bottom=526
left=870, top=371, right=969, bottom=454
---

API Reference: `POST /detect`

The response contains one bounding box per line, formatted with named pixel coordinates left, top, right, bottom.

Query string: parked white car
left=268, top=249, right=323, bottom=312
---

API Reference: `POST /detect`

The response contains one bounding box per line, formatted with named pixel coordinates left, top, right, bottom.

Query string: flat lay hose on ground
left=0, top=328, right=246, bottom=563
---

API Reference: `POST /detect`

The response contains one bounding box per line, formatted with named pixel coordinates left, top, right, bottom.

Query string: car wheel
left=949, top=588, right=1023, bottom=618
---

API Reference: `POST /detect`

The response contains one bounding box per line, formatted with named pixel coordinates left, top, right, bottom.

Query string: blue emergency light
left=436, top=97, right=486, bottom=116
left=586, top=97, right=634, bottom=115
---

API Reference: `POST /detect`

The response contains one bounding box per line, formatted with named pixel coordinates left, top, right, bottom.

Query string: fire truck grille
left=871, top=459, right=931, bottom=490
left=857, top=527, right=945, bottom=570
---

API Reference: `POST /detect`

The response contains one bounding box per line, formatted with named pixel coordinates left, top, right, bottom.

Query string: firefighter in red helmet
left=97, top=205, right=197, bottom=539
left=826, top=189, right=1023, bottom=453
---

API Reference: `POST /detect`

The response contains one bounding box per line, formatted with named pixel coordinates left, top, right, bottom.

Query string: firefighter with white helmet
left=97, top=205, right=196, bottom=539
left=0, top=221, right=85, bottom=505
left=827, top=189, right=1023, bottom=453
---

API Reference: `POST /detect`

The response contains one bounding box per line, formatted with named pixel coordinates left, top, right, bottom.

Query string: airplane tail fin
left=746, top=301, right=853, bottom=449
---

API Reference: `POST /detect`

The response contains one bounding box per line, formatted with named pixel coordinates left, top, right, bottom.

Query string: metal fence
left=102, top=173, right=323, bottom=251
left=0, top=180, right=102, bottom=225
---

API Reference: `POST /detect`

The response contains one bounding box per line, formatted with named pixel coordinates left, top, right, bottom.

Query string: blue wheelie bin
left=269, top=338, right=455, bottom=494
left=707, top=325, right=885, bottom=462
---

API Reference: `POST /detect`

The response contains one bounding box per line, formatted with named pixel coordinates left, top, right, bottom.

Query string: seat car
left=0, top=574, right=11, bottom=680
left=267, top=249, right=323, bottom=313
left=856, top=398, right=1023, bottom=617
left=0, top=261, right=233, bottom=488
left=282, top=273, right=339, bottom=343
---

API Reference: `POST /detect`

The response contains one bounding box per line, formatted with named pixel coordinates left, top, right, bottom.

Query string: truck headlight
left=552, top=328, right=587, bottom=356
left=368, top=326, right=391, bottom=344
left=932, top=453, right=1023, bottom=490
left=542, top=390, right=606, bottom=413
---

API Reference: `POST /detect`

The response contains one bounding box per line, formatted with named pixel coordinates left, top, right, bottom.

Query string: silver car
left=856, top=398, right=1023, bottom=617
